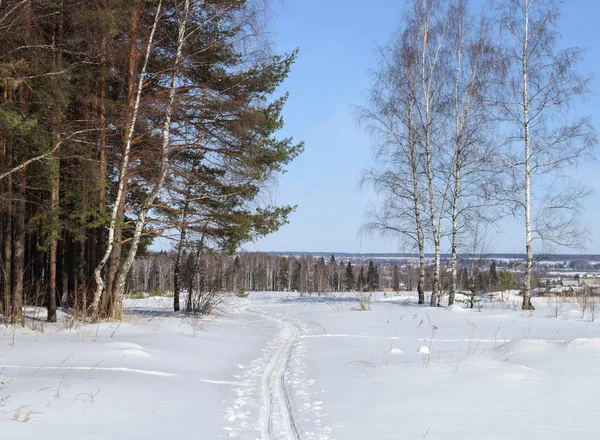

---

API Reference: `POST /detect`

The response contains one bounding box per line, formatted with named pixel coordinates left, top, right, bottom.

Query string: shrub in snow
left=351, top=293, right=373, bottom=311
left=236, top=288, right=249, bottom=298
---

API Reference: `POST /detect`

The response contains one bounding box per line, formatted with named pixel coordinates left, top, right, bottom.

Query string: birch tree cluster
left=361, top=0, right=596, bottom=309
left=0, top=0, right=302, bottom=323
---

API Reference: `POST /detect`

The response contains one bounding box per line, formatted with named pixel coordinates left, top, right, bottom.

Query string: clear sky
left=244, top=0, right=600, bottom=255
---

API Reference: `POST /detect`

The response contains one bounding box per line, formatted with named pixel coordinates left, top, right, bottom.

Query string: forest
left=129, top=251, right=520, bottom=313
left=0, top=0, right=301, bottom=323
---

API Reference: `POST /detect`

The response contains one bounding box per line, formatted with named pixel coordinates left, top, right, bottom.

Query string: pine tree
left=372, top=265, right=380, bottom=291
left=489, top=262, right=498, bottom=288
left=366, top=260, right=377, bottom=292
left=357, top=266, right=365, bottom=292
left=0, top=1, right=303, bottom=321
left=460, top=267, right=469, bottom=291
left=256, top=263, right=267, bottom=291
left=291, top=260, right=302, bottom=292
left=278, top=258, right=289, bottom=291
left=392, top=265, right=400, bottom=291
left=329, top=255, right=337, bottom=291
left=345, top=262, right=355, bottom=291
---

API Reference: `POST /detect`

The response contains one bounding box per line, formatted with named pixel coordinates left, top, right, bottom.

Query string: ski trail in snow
left=225, top=308, right=333, bottom=440
left=259, top=314, right=302, bottom=440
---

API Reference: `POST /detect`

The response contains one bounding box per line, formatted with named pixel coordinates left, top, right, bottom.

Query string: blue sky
left=244, top=0, right=600, bottom=254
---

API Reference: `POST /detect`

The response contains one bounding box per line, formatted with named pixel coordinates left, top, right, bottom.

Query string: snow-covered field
left=2, top=291, right=600, bottom=439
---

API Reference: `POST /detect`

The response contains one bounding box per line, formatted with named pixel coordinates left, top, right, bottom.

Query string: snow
left=2, top=291, right=600, bottom=439
left=447, top=304, right=466, bottom=313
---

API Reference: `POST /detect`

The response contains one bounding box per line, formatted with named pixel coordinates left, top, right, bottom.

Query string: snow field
left=1, top=291, right=600, bottom=439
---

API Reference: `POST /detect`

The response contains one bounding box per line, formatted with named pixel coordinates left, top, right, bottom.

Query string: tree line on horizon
left=125, top=251, right=520, bottom=311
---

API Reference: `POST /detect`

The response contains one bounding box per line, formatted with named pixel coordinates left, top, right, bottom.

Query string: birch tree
left=413, top=0, right=453, bottom=306
left=447, top=0, right=497, bottom=305
left=109, top=0, right=190, bottom=319
left=359, top=21, right=428, bottom=305
left=496, top=0, right=597, bottom=310
left=90, top=0, right=163, bottom=318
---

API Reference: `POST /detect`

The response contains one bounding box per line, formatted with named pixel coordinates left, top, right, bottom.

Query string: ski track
left=224, top=308, right=333, bottom=440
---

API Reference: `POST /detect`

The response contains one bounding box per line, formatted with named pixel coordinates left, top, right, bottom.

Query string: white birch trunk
left=522, top=1, right=534, bottom=310
left=449, top=4, right=464, bottom=306
left=420, top=13, right=441, bottom=307
left=111, top=0, right=190, bottom=319
left=90, top=0, right=163, bottom=317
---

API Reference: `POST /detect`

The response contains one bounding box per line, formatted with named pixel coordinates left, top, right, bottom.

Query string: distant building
left=579, top=275, right=600, bottom=288
left=538, top=284, right=582, bottom=296
left=561, top=279, right=579, bottom=288
left=539, top=277, right=560, bottom=286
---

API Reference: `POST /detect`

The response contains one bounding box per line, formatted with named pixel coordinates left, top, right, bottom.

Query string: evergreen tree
left=291, top=260, right=302, bottom=292
left=373, top=265, right=380, bottom=291
left=489, top=262, right=498, bottom=288
left=329, top=255, right=337, bottom=291
left=357, top=266, right=365, bottom=292
left=392, top=265, right=400, bottom=291
left=497, top=269, right=519, bottom=291
left=366, top=260, right=377, bottom=292
left=345, top=261, right=355, bottom=291
left=256, top=263, right=267, bottom=291
left=0, top=0, right=303, bottom=321
left=278, top=258, right=289, bottom=291
left=460, top=267, right=469, bottom=291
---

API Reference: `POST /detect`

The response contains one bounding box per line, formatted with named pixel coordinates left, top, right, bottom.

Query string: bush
left=149, top=289, right=170, bottom=297
left=126, top=291, right=146, bottom=300
left=352, top=293, right=372, bottom=311
left=236, top=288, right=249, bottom=298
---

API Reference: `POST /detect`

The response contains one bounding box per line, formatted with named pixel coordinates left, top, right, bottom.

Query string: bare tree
left=359, top=20, right=429, bottom=304
left=447, top=0, right=497, bottom=305
left=412, top=0, right=454, bottom=307
left=360, top=0, right=500, bottom=307
left=496, top=0, right=597, bottom=310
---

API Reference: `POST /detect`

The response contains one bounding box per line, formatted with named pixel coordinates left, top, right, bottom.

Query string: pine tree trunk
left=57, top=232, right=65, bottom=307
left=61, top=233, right=69, bottom=307
left=77, top=235, right=85, bottom=293
left=47, top=0, right=65, bottom=322
left=91, top=0, right=159, bottom=319
left=96, top=0, right=108, bottom=279
left=48, top=140, right=59, bottom=322
left=2, top=137, right=12, bottom=317
left=173, top=166, right=193, bottom=311
left=11, top=166, right=26, bottom=324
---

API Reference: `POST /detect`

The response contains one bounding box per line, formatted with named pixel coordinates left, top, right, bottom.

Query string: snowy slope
left=2, top=292, right=600, bottom=439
